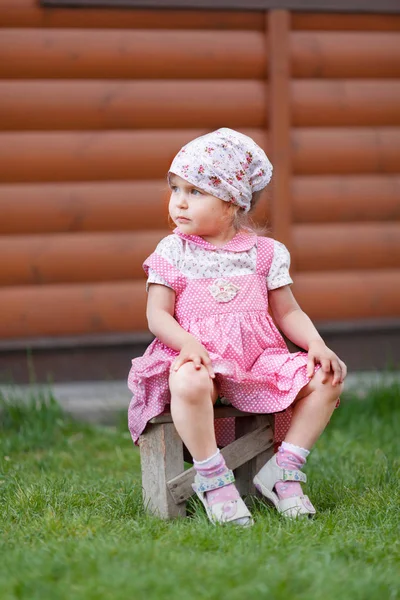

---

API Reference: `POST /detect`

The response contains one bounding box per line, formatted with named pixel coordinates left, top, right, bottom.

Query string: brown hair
left=231, top=189, right=270, bottom=236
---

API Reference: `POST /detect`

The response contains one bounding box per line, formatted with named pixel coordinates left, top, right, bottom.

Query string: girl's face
left=168, top=173, right=236, bottom=242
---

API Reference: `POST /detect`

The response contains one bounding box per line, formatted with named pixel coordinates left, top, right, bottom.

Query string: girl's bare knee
left=315, top=370, right=343, bottom=401
left=169, top=363, right=212, bottom=403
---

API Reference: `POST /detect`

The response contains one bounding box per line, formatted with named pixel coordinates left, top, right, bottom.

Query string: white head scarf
left=169, top=128, right=273, bottom=213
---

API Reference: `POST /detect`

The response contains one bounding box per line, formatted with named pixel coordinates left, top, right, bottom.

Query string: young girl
left=128, top=128, right=346, bottom=527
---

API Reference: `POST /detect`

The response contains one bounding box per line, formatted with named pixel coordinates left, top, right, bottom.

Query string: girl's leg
left=169, top=362, right=218, bottom=461
left=254, top=369, right=344, bottom=515
left=285, top=368, right=344, bottom=449
left=275, top=369, right=343, bottom=503
left=169, top=363, right=252, bottom=525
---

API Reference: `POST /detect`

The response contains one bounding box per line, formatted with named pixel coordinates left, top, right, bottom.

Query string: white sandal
left=192, top=469, right=254, bottom=527
left=253, top=454, right=316, bottom=519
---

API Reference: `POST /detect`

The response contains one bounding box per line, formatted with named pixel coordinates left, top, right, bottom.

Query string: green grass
left=0, top=384, right=399, bottom=600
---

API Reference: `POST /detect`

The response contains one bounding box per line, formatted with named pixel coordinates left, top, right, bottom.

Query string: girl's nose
left=176, top=193, right=189, bottom=208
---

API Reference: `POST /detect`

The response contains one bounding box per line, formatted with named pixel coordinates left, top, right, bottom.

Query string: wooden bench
left=138, top=406, right=275, bottom=519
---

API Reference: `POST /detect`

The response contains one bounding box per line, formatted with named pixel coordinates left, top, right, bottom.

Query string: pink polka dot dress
left=128, top=229, right=316, bottom=449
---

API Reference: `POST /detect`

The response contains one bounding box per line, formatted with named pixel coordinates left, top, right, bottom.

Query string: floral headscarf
left=169, top=128, right=273, bottom=213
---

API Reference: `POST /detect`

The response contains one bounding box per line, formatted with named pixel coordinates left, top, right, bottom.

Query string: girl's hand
left=306, top=340, right=347, bottom=386
left=171, top=338, right=215, bottom=379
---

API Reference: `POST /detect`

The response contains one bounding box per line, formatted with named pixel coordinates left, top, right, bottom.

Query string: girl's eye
left=170, top=185, right=202, bottom=195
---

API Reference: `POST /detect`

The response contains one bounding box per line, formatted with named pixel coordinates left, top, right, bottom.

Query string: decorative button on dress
left=128, top=229, right=317, bottom=449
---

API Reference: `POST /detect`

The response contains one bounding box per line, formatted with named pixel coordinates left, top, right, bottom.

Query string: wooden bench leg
left=234, top=415, right=275, bottom=496
left=139, top=422, right=187, bottom=519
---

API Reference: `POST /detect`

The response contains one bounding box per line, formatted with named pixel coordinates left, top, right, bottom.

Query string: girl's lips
left=176, top=217, right=191, bottom=222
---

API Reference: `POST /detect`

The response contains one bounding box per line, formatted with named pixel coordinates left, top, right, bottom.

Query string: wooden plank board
left=0, top=80, right=266, bottom=131
left=235, top=414, right=274, bottom=496
left=293, top=222, right=400, bottom=271
left=0, top=230, right=168, bottom=285
left=292, top=80, right=400, bottom=127
left=0, top=29, right=266, bottom=79
left=7, top=128, right=397, bottom=185
left=150, top=406, right=269, bottom=424
left=292, top=32, right=400, bottom=78
left=293, top=269, right=400, bottom=321
left=0, top=181, right=170, bottom=234
left=0, top=181, right=269, bottom=235
left=5, top=77, right=396, bottom=131
left=2, top=223, right=399, bottom=285
left=0, top=269, right=399, bottom=339
left=0, top=281, right=148, bottom=338
left=292, top=175, right=400, bottom=223
left=292, top=128, right=400, bottom=175
left=0, top=128, right=266, bottom=183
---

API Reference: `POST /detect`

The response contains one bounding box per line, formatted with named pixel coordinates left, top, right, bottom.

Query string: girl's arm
left=146, top=283, right=215, bottom=378
left=269, top=285, right=346, bottom=386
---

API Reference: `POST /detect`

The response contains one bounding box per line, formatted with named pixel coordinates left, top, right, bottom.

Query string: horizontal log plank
left=1, top=270, right=399, bottom=339
left=292, top=175, right=400, bottom=223
left=0, top=29, right=266, bottom=79
left=0, top=80, right=266, bottom=131
left=0, top=1, right=263, bottom=29
left=292, top=32, right=400, bottom=78
left=292, top=269, right=400, bottom=321
left=3, top=79, right=400, bottom=131
left=0, top=181, right=170, bottom=234
left=0, top=230, right=169, bottom=285
left=2, top=30, right=399, bottom=80
left=292, top=128, right=400, bottom=175
left=0, top=281, right=148, bottom=338
left=1, top=128, right=398, bottom=183
left=292, top=80, right=400, bottom=127
left=0, top=129, right=266, bottom=183
left=0, top=181, right=268, bottom=235
left=293, top=223, right=400, bottom=271
left=2, top=222, right=399, bottom=286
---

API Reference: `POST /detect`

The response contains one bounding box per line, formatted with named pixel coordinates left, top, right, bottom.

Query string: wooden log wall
left=286, top=12, right=400, bottom=321
left=0, top=1, right=399, bottom=339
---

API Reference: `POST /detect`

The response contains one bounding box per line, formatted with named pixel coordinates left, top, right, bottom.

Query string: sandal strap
left=280, top=467, right=307, bottom=483
left=192, top=469, right=235, bottom=494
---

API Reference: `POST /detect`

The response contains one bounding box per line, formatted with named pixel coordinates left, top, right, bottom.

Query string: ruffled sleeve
left=266, top=240, right=293, bottom=290
left=143, top=234, right=186, bottom=293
